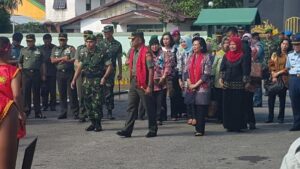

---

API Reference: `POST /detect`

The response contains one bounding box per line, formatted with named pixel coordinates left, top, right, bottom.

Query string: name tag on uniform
left=64, top=48, right=71, bottom=55
left=34, top=50, right=40, bottom=55
left=54, top=51, right=60, bottom=57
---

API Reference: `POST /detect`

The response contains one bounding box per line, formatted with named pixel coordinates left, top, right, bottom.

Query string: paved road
left=16, top=94, right=299, bottom=169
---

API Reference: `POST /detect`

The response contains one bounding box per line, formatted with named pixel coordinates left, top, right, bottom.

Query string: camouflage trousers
left=82, top=77, right=104, bottom=120
left=104, top=71, right=115, bottom=111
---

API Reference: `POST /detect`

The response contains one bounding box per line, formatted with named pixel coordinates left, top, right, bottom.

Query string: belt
left=57, top=69, right=72, bottom=73
left=23, top=69, right=39, bottom=73
left=290, top=74, right=300, bottom=78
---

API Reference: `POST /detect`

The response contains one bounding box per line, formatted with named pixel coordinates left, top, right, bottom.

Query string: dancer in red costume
left=0, top=36, right=26, bottom=169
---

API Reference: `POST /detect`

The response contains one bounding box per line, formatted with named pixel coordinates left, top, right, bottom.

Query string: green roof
left=193, top=8, right=261, bottom=26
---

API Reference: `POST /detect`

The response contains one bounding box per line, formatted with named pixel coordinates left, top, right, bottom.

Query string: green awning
left=193, top=8, right=261, bottom=26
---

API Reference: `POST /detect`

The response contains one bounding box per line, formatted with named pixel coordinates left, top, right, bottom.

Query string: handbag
left=267, top=76, right=285, bottom=95
left=250, top=61, right=262, bottom=78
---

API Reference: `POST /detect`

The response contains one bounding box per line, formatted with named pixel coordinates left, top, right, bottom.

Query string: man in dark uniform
left=286, top=33, right=300, bottom=131
left=10, top=32, right=24, bottom=66
left=71, top=35, right=112, bottom=131
left=74, top=30, right=93, bottom=122
left=40, top=34, right=57, bottom=111
left=19, top=34, right=46, bottom=118
left=102, top=25, right=123, bottom=120
left=116, top=32, right=157, bottom=138
left=51, top=33, right=79, bottom=119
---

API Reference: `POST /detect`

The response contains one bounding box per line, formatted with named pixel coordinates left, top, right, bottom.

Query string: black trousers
left=22, top=70, right=41, bottom=114
left=214, top=88, right=223, bottom=122
left=41, top=75, right=56, bottom=109
left=122, top=79, right=157, bottom=134
left=289, top=77, right=300, bottom=128
left=168, top=77, right=184, bottom=118
left=268, top=88, right=287, bottom=121
left=195, top=105, right=208, bottom=133
left=154, top=89, right=166, bottom=122
left=245, top=91, right=256, bottom=124
left=56, top=71, right=79, bottom=116
left=186, top=104, right=195, bottom=119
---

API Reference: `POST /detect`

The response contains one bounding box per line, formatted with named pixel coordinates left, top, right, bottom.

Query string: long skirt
left=223, top=89, right=247, bottom=131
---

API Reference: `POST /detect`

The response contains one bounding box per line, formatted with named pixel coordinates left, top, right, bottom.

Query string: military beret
left=58, top=33, right=68, bottom=40
left=85, top=35, right=97, bottom=41
left=83, top=30, right=93, bottom=36
left=128, top=32, right=144, bottom=39
left=102, top=25, right=114, bottom=33
left=26, top=34, right=35, bottom=41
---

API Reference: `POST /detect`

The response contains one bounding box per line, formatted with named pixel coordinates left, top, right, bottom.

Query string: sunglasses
left=59, top=39, right=66, bottom=41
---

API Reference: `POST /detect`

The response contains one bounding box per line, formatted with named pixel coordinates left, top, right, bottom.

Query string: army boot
left=94, top=119, right=102, bottom=132
left=86, top=120, right=95, bottom=131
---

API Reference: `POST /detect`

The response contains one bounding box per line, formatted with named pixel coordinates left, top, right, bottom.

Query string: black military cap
left=83, top=30, right=93, bottom=36
left=12, top=32, right=23, bottom=42
left=58, top=33, right=68, bottom=40
left=128, top=32, right=144, bottom=39
left=43, top=33, right=52, bottom=40
left=102, top=25, right=114, bottom=33
left=85, top=35, right=97, bottom=41
left=292, top=33, right=300, bottom=45
left=26, top=34, right=35, bottom=41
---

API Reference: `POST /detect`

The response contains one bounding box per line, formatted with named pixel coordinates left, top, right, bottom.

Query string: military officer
left=96, top=33, right=104, bottom=44
left=51, top=33, right=79, bottom=119
left=40, top=34, right=57, bottom=111
left=74, top=30, right=93, bottom=122
left=19, top=34, right=46, bottom=118
left=71, top=35, right=112, bottom=132
left=102, top=25, right=123, bottom=120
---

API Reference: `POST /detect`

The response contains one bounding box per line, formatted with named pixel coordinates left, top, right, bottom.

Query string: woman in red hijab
left=219, top=37, right=251, bottom=132
left=0, top=37, right=26, bottom=169
left=187, top=37, right=211, bottom=136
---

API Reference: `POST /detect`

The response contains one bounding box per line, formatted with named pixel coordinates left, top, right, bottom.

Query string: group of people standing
left=1, top=24, right=300, bottom=168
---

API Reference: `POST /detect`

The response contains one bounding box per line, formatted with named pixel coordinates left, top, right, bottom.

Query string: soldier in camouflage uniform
left=74, top=30, right=93, bottom=122
left=102, top=25, right=123, bottom=120
left=71, top=35, right=112, bottom=132
left=262, top=29, right=278, bottom=95
left=96, top=33, right=104, bottom=44
left=51, top=33, right=79, bottom=119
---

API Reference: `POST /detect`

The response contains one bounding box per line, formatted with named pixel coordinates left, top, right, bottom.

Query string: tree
left=0, top=0, right=22, bottom=33
left=160, top=0, right=243, bottom=22
left=0, top=0, right=22, bottom=13
left=0, top=8, right=11, bottom=33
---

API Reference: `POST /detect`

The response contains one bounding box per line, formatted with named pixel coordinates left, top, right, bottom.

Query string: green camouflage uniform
left=103, top=38, right=122, bottom=111
left=78, top=45, right=111, bottom=120
left=75, top=44, right=86, bottom=119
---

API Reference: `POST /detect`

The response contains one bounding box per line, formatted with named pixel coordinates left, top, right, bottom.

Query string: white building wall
left=46, top=0, right=76, bottom=22
left=75, top=1, right=88, bottom=16
left=81, top=18, right=107, bottom=33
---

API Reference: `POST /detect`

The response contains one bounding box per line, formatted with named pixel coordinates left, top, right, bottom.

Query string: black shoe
left=94, top=120, right=102, bottom=132
left=50, top=107, right=56, bottom=111
left=289, top=127, right=300, bottom=131
left=35, top=112, right=46, bottom=119
left=78, top=117, right=86, bottom=123
left=42, top=106, right=48, bottom=111
left=145, top=132, right=157, bottom=138
left=85, top=124, right=95, bottom=131
left=107, top=114, right=115, bottom=120
left=116, top=130, right=131, bottom=137
left=277, top=119, right=284, bottom=124
left=249, top=123, right=256, bottom=130
left=265, top=119, right=273, bottom=123
left=58, top=113, right=67, bottom=119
